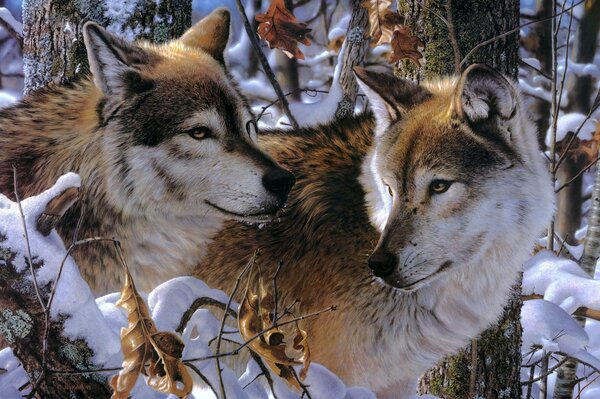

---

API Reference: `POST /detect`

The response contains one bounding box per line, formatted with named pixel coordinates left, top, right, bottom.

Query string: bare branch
left=233, top=0, right=300, bottom=129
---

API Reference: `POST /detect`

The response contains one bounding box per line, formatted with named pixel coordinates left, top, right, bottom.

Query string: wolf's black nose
left=368, top=251, right=397, bottom=278
left=263, top=168, right=295, bottom=199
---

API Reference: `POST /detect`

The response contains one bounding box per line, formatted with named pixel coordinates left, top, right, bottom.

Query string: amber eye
left=188, top=126, right=212, bottom=140
left=429, top=180, right=452, bottom=195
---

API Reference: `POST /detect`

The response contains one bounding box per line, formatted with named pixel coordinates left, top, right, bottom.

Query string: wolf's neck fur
left=0, top=81, right=222, bottom=293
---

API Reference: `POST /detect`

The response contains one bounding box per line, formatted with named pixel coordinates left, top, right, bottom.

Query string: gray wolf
left=0, top=8, right=294, bottom=294
left=194, top=64, right=553, bottom=398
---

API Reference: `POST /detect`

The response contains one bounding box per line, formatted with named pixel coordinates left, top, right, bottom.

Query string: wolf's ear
left=180, top=8, right=230, bottom=64
left=354, top=66, right=431, bottom=136
left=83, top=22, right=153, bottom=96
left=453, top=64, right=517, bottom=134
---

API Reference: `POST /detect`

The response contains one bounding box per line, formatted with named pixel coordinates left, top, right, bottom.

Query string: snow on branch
left=0, top=8, right=22, bottom=48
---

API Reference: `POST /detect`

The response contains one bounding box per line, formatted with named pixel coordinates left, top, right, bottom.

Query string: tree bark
left=553, top=2, right=600, bottom=397
left=334, top=0, right=369, bottom=119
left=274, top=0, right=301, bottom=100
left=397, top=1, right=522, bottom=397
left=22, top=0, right=191, bottom=94
left=530, top=0, right=553, bottom=147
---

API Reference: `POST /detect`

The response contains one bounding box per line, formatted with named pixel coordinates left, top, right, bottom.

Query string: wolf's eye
left=429, top=180, right=452, bottom=195
left=386, top=184, right=393, bottom=197
left=188, top=126, right=212, bottom=140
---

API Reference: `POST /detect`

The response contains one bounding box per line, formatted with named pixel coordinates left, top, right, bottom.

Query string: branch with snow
left=0, top=8, right=22, bottom=48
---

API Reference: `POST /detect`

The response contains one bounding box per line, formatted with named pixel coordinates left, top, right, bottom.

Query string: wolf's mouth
left=204, top=200, right=279, bottom=224
left=384, top=260, right=454, bottom=291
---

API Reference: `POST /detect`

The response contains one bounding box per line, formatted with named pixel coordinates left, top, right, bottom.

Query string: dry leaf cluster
left=556, top=123, right=600, bottom=165
left=256, top=0, right=312, bottom=59
left=361, top=0, right=425, bottom=65
left=110, top=267, right=193, bottom=399
left=238, top=269, right=311, bottom=390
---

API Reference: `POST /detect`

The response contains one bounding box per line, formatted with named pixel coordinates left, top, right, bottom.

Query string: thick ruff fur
left=195, top=66, right=554, bottom=398
left=0, top=9, right=294, bottom=294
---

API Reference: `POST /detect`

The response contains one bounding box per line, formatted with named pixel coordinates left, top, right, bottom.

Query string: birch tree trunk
left=553, top=2, right=600, bottom=396
left=334, top=0, right=370, bottom=118
left=396, top=1, right=522, bottom=397
left=22, top=0, right=191, bottom=94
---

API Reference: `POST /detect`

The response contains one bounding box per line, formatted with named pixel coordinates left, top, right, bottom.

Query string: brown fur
left=196, top=113, right=384, bottom=381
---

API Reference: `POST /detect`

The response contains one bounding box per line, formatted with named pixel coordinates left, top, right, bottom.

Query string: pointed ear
left=453, top=64, right=517, bottom=129
left=180, top=7, right=230, bottom=64
left=354, top=66, right=431, bottom=136
left=83, top=22, right=154, bottom=96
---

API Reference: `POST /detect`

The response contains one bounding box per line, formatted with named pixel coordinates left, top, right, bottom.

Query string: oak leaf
left=556, top=125, right=600, bottom=165
left=238, top=272, right=310, bottom=390
left=362, top=0, right=405, bottom=47
left=389, top=26, right=425, bottom=65
left=256, top=0, right=311, bottom=59
left=110, top=268, right=192, bottom=399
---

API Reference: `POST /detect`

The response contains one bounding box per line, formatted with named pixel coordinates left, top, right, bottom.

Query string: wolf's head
left=82, top=9, right=294, bottom=223
left=355, top=65, right=553, bottom=291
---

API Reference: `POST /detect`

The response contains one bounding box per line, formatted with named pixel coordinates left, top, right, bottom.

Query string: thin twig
left=555, top=158, right=599, bottom=193
left=521, top=356, right=569, bottom=385
left=519, top=58, right=552, bottom=80
left=234, top=0, right=299, bottom=129
left=183, top=305, right=336, bottom=363
left=186, top=362, right=218, bottom=397
left=272, top=262, right=283, bottom=327
left=215, top=252, right=257, bottom=399
left=12, top=165, right=46, bottom=313
left=444, top=0, right=462, bottom=74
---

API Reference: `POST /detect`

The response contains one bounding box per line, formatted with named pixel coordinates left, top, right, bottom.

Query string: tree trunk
left=530, top=0, right=553, bottom=147
left=334, top=0, right=369, bottom=119
left=553, top=2, right=600, bottom=397
left=397, top=1, right=522, bottom=397
left=274, top=0, right=300, bottom=100
left=22, top=0, right=191, bottom=94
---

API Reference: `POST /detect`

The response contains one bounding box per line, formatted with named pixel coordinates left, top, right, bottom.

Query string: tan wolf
left=195, top=65, right=554, bottom=398
left=0, top=8, right=294, bottom=294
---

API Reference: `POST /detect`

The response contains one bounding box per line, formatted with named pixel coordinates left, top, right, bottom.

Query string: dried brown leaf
left=110, top=268, right=192, bottom=399
left=238, top=271, right=309, bottom=390
left=361, top=0, right=405, bottom=47
left=388, top=26, right=425, bottom=65
left=256, top=0, right=312, bottom=59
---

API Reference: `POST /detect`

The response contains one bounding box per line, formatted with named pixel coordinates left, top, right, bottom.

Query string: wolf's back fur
left=195, top=69, right=553, bottom=397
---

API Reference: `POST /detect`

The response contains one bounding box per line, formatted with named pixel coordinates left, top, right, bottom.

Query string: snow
left=277, top=43, right=346, bottom=128
left=0, top=7, right=23, bottom=35
left=523, top=250, right=600, bottom=315
left=0, top=91, right=17, bottom=108
left=104, top=0, right=144, bottom=41
left=544, top=113, right=599, bottom=146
